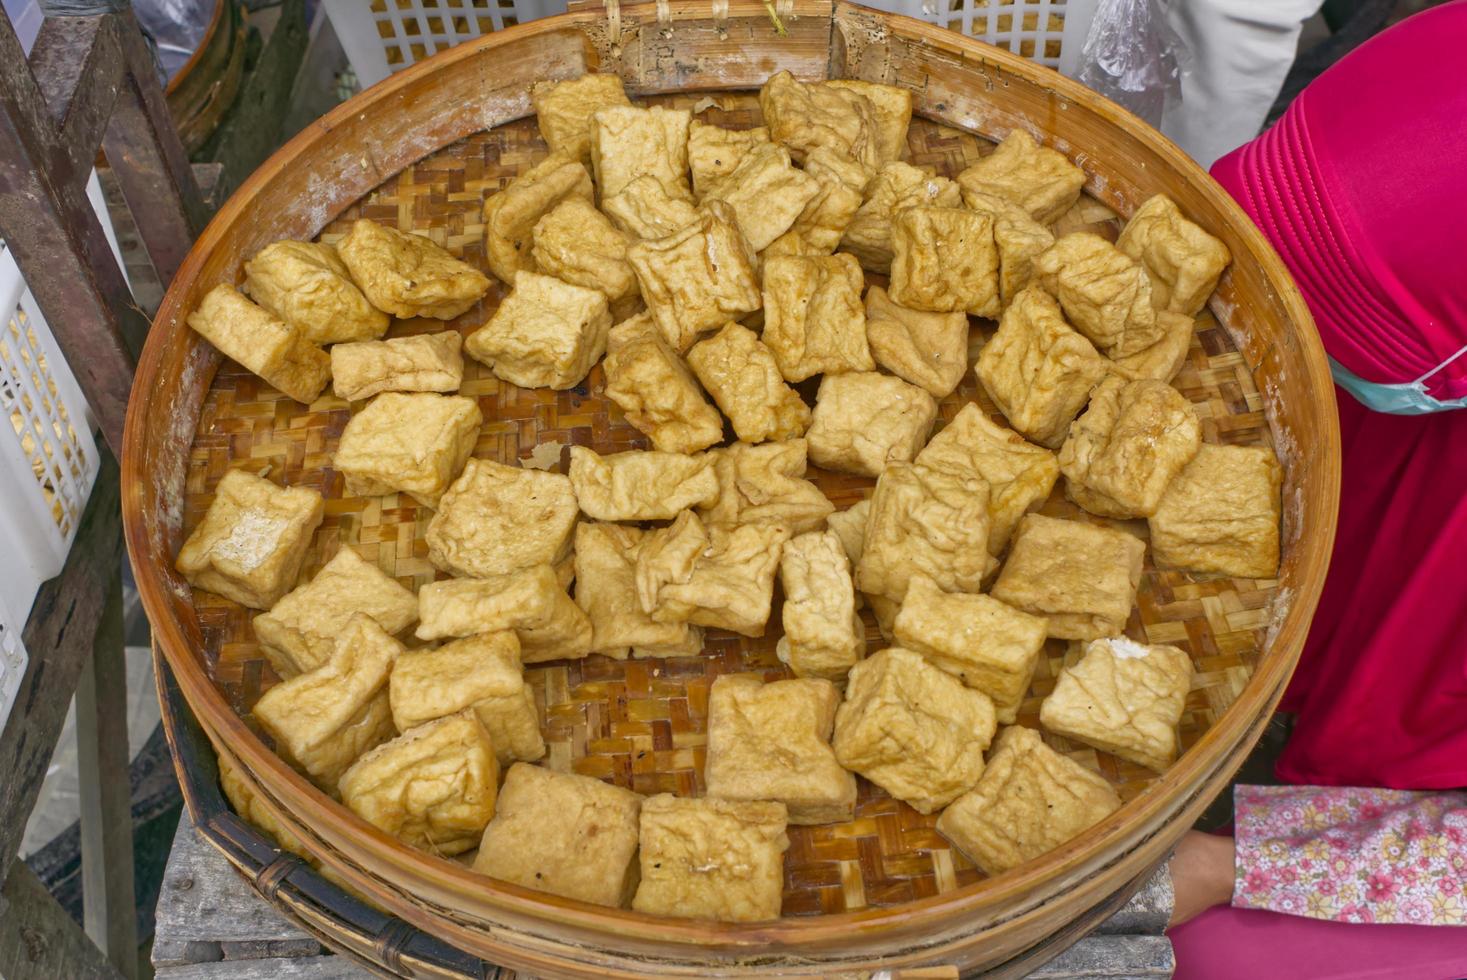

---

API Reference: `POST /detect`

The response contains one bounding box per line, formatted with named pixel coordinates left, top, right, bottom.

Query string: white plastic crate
left=861, top=0, right=1098, bottom=75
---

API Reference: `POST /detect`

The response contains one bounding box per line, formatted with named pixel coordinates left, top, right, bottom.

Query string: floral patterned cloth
left=1232, top=784, right=1467, bottom=926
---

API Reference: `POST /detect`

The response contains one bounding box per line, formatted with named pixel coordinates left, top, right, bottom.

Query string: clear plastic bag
left=1076, top=0, right=1188, bottom=127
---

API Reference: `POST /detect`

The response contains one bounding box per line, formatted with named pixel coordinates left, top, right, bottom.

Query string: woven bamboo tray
left=124, top=2, right=1341, bottom=975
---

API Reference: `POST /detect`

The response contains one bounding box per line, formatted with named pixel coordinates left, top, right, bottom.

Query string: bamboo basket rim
left=123, top=0, right=1341, bottom=955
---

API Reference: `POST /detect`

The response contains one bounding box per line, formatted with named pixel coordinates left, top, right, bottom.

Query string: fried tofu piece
left=574, top=523, right=698, bottom=657
left=253, top=546, right=417, bottom=678
left=176, top=469, right=324, bottom=609
left=759, top=70, right=881, bottom=168
left=776, top=530, right=863, bottom=682
left=893, top=574, right=1046, bottom=723
left=1034, top=233, right=1164, bottom=358
left=687, top=122, right=772, bottom=199
left=705, top=674, right=856, bottom=824
left=868, top=593, right=899, bottom=641
left=1040, top=636, right=1194, bottom=772
left=425, top=458, right=578, bottom=579
left=698, top=440, right=834, bottom=534
left=243, top=240, right=389, bottom=345
left=841, top=162, right=962, bottom=273
left=1116, top=194, right=1231, bottom=316
left=330, top=331, right=464, bottom=402
left=339, top=710, right=499, bottom=856
left=602, top=313, right=723, bottom=453
left=700, top=143, right=820, bottom=252
left=1112, top=310, right=1194, bottom=384
left=531, top=73, right=632, bottom=163
left=481, top=153, right=596, bottom=283
left=589, top=105, right=692, bottom=201
left=760, top=253, right=872, bottom=381
left=389, top=631, right=544, bottom=765
left=955, top=130, right=1086, bottom=225
left=186, top=285, right=330, bottom=404
left=627, top=203, right=761, bottom=352
left=686, top=323, right=810, bottom=443
left=975, top=285, right=1110, bottom=449
left=833, top=648, right=997, bottom=813
left=763, top=147, right=871, bottom=257
left=1059, top=376, right=1201, bottom=519
left=336, top=219, right=490, bottom=320
left=990, top=514, right=1144, bottom=641
left=937, top=726, right=1121, bottom=874
left=529, top=197, right=637, bottom=303
left=334, top=392, right=482, bottom=507
left=856, top=461, right=992, bottom=604
left=913, top=403, right=1059, bottom=554
left=601, top=175, right=701, bottom=240
left=473, top=764, right=642, bottom=907
left=252, top=614, right=401, bottom=792
left=864, top=285, right=970, bottom=398
left=464, top=270, right=610, bottom=390
left=823, top=79, right=912, bottom=166
left=961, top=189, right=1057, bottom=306
left=568, top=446, right=719, bottom=521
left=890, top=205, right=1001, bottom=317
left=416, top=564, right=593, bottom=661
left=824, top=498, right=871, bottom=569
left=1148, top=443, right=1282, bottom=579
left=807, top=372, right=937, bottom=477
left=636, top=512, right=789, bottom=637
left=633, top=795, right=788, bottom=922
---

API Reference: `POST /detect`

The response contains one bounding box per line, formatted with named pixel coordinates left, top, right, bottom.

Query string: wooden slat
left=26, top=14, right=123, bottom=188
left=0, top=862, right=122, bottom=980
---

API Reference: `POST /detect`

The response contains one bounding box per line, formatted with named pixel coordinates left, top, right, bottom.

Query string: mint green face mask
left=1330, top=346, right=1467, bottom=415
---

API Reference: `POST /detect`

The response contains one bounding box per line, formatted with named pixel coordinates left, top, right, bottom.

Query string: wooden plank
left=155, top=958, right=371, bottom=979
left=25, top=14, right=123, bottom=188
left=0, top=862, right=121, bottom=980
left=75, top=576, right=141, bottom=980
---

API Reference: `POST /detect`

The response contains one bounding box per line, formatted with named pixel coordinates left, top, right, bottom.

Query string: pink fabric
left=1210, top=1, right=1467, bottom=789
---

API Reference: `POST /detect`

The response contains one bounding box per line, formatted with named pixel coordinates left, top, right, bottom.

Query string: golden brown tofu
left=687, top=121, right=772, bottom=199
left=937, top=726, right=1120, bottom=874
left=893, top=574, right=1046, bottom=723
left=252, top=614, right=401, bottom=793
left=531, top=73, right=632, bottom=163
left=388, top=631, right=544, bottom=766
left=699, top=142, right=819, bottom=252
left=626, top=202, right=761, bottom=352
left=243, top=240, right=389, bottom=345
left=686, top=322, right=810, bottom=443
left=759, top=70, right=881, bottom=168
left=864, top=285, right=970, bottom=398
left=338, top=710, right=499, bottom=856
left=1116, top=194, right=1231, bottom=317
left=573, top=522, right=698, bottom=657
left=568, top=446, right=719, bottom=521
left=253, top=546, right=417, bottom=678
left=954, top=129, right=1086, bottom=225
left=175, top=469, right=324, bottom=610
left=1033, top=233, right=1164, bottom=358
left=760, top=253, right=872, bottom=381
left=1148, top=443, right=1282, bottom=579
left=823, top=79, right=912, bottom=166
left=824, top=498, right=871, bottom=570
left=336, top=219, right=490, bottom=319
left=602, top=313, right=723, bottom=454
left=890, top=206, right=1000, bottom=317
left=913, top=403, right=1059, bottom=555
left=856, top=461, right=992, bottom=604
left=425, top=457, right=578, bottom=579
left=961, top=189, right=1057, bottom=307
left=416, top=564, right=593, bottom=662
left=636, top=511, right=789, bottom=637
left=832, top=648, right=997, bottom=814
left=990, top=514, right=1145, bottom=641
left=632, top=795, right=788, bottom=922
left=1040, top=637, right=1194, bottom=772
left=333, top=392, right=482, bottom=507
left=186, top=284, right=330, bottom=404
left=481, top=153, right=596, bottom=283
left=530, top=197, right=638, bottom=303
left=697, top=440, right=834, bottom=534
left=589, top=105, right=692, bottom=201
left=841, top=162, right=962, bottom=273
left=1112, top=310, right=1194, bottom=384
left=776, top=530, right=863, bottom=682
left=762, top=146, right=871, bottom=257
left=464, top=270, right=611, bottom=390
left=807, top=371, right=938, bottom=478
left=975, top=285, right=1110, bottom=449
left=601, top=175, right=701, bottom=240
left=330, top=331, right=464, bottom=402
left=473, top=764, right=642, bottom=907
left=1059, top=376, right=1201, bottom=519
left=705, top=674, right=856, bottom=824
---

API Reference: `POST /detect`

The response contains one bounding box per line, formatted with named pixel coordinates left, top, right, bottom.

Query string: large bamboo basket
left=123, top=2, right=1342, bottom=975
